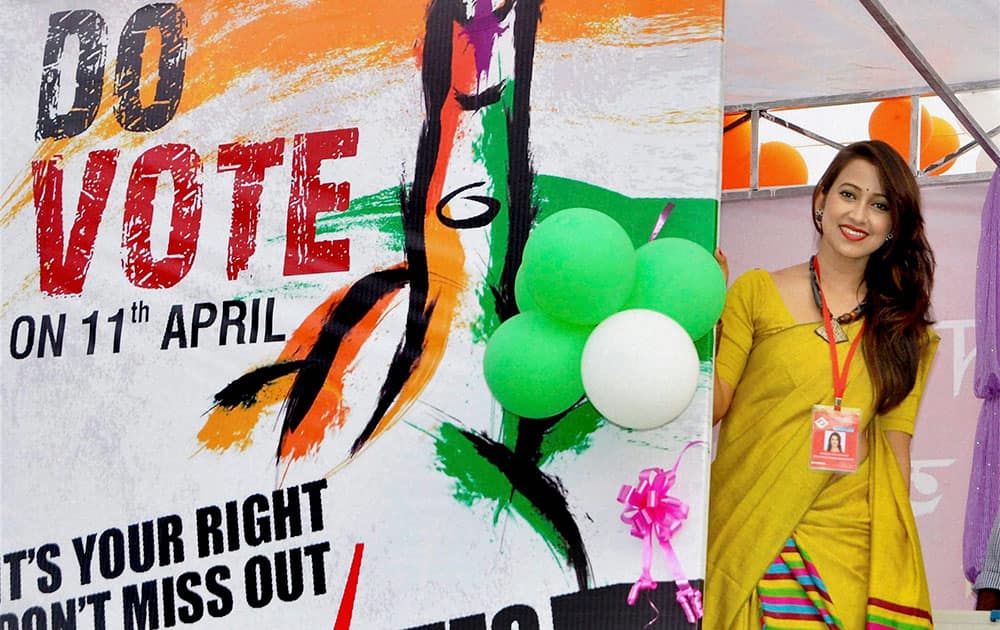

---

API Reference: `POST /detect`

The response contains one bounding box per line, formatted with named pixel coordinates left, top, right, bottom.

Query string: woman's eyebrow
left=840, top=181, right=887, bottom=198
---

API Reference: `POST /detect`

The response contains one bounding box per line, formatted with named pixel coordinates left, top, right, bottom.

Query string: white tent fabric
left=724, top=0, right=1000, bottom=106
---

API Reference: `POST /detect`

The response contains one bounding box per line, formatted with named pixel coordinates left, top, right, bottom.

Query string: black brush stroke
left=277, top=266, right=411, bottom=458
left=211, top=0, right=592, bottom=592
left=354, top=0, right=593, bottom=590
left=347, top=0, right=459, bottom=455
left=460, top=426, right=591, bottom=590
left=496, top=0, right=593, bottom=590
left=454, top=80, right=506, bottom=110
left=493, top=0, right=541, bottom=322
left=212, top=360, right=308, bottom=408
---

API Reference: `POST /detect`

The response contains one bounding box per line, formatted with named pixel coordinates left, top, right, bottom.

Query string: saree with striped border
left=705, top=270, right=939, bottom=630
left=753, top=426, right=935, bottom=630
left=758, top=539, right=844, bottom=628
left=757, top=530, right=934, bottom=629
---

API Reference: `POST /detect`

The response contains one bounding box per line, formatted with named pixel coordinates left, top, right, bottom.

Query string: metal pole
left=858, top=0, right=1000, bottom=169
left=759, top=111, right=845, bottom=151
left=922, top=123, right=1000, bottom=175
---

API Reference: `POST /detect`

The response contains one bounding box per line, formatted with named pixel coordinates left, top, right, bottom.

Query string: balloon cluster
left=868, top=97, right=959, bottom=175
left=483, top=208, right=725, bottom=430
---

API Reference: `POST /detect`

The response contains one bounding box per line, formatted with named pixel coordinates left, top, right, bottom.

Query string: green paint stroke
left=436, top=423, right=511, bottom=511
left=314, top=185, right=406, bottom=253
left=538, top=403, right=603, bottom=465
left=231, top=280, right=326, bottom=302
left=496, top=401, right=603, bottom=460
left=471, top=84, right=515, bottom=344
left=431, top=405, right=602, bottom=567
left=434, top=422, right=570, bottom=567
left=499, top=408, right=520, bottom=451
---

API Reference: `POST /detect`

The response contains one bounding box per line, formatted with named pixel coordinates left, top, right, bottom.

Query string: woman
left=826, top=431, right=844, bottom=454
left=706, top=140, right=939, bottom=629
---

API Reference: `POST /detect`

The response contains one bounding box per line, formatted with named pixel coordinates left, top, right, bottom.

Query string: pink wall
left=719, top=181, right=990, bottom=610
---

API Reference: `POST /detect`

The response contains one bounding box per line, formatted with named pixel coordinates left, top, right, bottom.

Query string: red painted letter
left=283, top=128, right=356, bottom=276
left=122, top=143, right=202, bottom=288
left=32, top=149, right=119, bottom=295
left=219, top=137, right=285, bottom=281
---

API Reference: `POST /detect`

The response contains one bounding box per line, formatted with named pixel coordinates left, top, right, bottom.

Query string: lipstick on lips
left=839, top=224, right=869, bottom=241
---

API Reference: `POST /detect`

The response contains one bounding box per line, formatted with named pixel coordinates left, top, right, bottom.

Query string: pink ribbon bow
left=617, top=441, right=704, bottom=624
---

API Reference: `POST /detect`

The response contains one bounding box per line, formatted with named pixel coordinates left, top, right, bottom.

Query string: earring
left=886, top=232, right=894, bottom=241
left=815, top=207, right=824, bottom=220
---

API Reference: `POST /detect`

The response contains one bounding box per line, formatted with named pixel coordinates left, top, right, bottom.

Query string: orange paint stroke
left=326, top=22, right=472, bottom=469
left=197, top=261, right=407, bottom=454
left=197, top=376, right=291, bottom=452
left=2, top=1, right=719, bottom=229
left=1, top=0, right=426, bottom=228
left=540, top=0, right=722, bottom=42
left=278, top=279, right=405, bottom=460
left=1, top=270, right=41, bottom=315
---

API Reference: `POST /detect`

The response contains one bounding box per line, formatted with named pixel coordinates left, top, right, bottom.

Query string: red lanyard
left=812, top=256, right=865, bottom=411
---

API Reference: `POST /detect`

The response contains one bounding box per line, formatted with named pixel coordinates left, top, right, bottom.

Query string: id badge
left=810, top=405, right=860, bottom=473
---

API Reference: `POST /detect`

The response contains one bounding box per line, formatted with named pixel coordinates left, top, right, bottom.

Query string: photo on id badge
left=810, top=405, right=859, bottom=472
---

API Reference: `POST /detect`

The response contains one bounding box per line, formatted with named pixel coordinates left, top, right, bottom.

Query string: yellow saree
left=705, top=270, right=939, bottom=629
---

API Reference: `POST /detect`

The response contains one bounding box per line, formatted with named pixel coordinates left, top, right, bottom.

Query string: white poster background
left=1, top=1, right=724, bottom=628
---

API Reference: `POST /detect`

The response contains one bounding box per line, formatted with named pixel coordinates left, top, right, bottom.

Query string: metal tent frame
left=722, top=0, right=1000, bottom=201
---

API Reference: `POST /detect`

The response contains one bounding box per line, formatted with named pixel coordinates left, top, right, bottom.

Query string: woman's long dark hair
left=812, top=140, right=935, bottom=415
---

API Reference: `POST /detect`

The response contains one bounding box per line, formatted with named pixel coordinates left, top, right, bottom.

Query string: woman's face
left=829, top=433, right=841, bottom=449
left=815, top=158, right=894, bottom=262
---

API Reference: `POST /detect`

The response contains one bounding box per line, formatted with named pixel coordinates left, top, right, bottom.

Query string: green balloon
left=624, top=237, right=726, bottom=340
left=521, top=208, right=636, bottom=326
left=514, top=266, right=538, bottom=312
left=483, top=312, right=590, bottom=418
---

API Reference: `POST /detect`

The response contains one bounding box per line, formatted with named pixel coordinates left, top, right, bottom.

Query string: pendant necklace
left=810, top=256, right=865, bottom=344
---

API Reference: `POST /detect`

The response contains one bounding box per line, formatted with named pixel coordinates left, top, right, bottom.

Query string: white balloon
left=581, top=309, right=700, bottom=430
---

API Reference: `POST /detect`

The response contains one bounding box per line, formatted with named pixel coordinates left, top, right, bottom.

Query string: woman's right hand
left=715, top=247, right=729, bottom=285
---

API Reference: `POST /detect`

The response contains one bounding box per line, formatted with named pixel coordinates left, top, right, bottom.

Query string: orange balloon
left=868, top=98, right=932, bottom=160
left=758, top=141, right=808, bottom=187
left=722, top=113, right=751, bottom=189
left=920, top=116, right=959, bottom=175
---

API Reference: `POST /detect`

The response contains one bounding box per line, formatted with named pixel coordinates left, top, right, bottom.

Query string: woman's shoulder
left=768, top=262, right=810, bottom=284
left=728, top=264, right=812, bottom=326
left=727, top=269, right=769, bottom=304
left=727, top=268, right=784, bottom=319
left=731, top=267, right=770, bottom=287
left=732, top=263, right=807, bottom=292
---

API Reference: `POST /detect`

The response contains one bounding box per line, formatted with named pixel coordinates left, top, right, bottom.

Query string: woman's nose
left=846, top=199, right=868, bottom=221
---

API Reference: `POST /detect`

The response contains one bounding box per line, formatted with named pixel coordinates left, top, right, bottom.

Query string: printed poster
left=1, top=1, right=724, bottom=627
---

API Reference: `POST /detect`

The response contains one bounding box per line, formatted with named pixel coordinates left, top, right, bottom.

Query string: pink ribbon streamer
left=649, top=202, right=675, bottom=241
left=617, top=440, right=705, bottom=624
